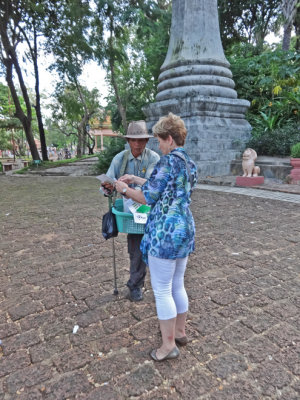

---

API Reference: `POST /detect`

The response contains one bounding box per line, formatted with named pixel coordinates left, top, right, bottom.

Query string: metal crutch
left=108, top=195, right=119, bottom=296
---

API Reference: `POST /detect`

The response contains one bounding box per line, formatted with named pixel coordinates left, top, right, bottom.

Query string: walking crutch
left=108, top=195, right=119, bottom=296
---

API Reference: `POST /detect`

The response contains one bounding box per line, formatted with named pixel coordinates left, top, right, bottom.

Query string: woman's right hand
left=118, top=174, right=135, bottom=184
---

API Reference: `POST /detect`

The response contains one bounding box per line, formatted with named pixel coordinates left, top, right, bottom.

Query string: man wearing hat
left=102, top=120, right=160, bottom=301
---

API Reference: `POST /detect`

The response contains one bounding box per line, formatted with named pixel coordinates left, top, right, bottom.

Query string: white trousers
left=148, top=255, right=189, bottom=320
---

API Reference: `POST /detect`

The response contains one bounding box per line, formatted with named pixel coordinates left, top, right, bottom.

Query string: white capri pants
left=148, top=254, right=189, bottom=320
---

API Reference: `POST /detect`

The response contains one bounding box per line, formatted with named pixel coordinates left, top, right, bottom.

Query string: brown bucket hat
left=124, top=120, right=153, bottom=139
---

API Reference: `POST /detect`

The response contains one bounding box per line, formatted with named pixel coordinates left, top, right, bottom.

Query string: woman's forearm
left=125, top=187, right=146, bottom=204
left=133, top=176, right=147, bottom=186
left=115, top=177, right=147, bottom=204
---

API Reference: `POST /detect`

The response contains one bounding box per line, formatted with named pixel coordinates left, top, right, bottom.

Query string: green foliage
left=2, top=0, right=299, bottom=160
left=50, top=84, right=101, bottom=140
left=44, top=118, right=70, bottom=148
left=105, top=49, right=159, bottom=124
left=229, top=48, right=300, bottom=155
left=0, top=118, right=22, bottom=130
left=0, top=83, right=15, bottom=118
left=54, top=84, right=100, bottom=121
left=230, top=49, right=300, bottom=115
left=95, top=137, right=125, bottom=173
left=92, top=1, right=171, bottom=132
left=135, top=2, right=171, bottom=82
left=44, top=0, right=92, bottom=81
left=219, top=0, right=282, bottom=51
left=247, top=121, right=300, bottom=156
left=0, top=130, right=12, bottom=151
left=0, top=83, right=31, bottom=155
left=291, top=142, right=300, bottom=158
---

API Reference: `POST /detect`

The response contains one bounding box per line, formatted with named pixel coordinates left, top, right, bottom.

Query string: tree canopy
left=0, top=0, right=299, bottom=159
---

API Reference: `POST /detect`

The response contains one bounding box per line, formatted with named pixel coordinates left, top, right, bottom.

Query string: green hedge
left=291, top=142, right=300, bottom=158
left=246, top=121, right=300, bottom=156
left=94, top=137, right=126, bottom=174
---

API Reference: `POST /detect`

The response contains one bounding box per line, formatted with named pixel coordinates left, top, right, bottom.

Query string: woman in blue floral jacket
left=116, top=113, right=197, bottom=362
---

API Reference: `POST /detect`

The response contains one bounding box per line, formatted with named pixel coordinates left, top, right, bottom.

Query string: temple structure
left=143, top=0, right=252, bottom=177
left=90, top=114, right=122, bottom=152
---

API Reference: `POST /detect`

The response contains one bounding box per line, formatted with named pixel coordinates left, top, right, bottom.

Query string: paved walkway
left=0, top=175, right=300, bottom=399
left=196, top=184, right=300, bottom=204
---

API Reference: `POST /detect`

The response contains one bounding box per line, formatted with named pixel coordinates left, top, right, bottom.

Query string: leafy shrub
left=94, top=137, right=126, bottom=174
left=230, top=50, right=300, bottom=117
left=246, top=121, right=300, bottom=156
left=291, top=142, right=300, bottom=158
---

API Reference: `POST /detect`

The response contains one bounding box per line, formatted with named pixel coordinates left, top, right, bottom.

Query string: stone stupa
left=143, top=0, right=251, bottom=177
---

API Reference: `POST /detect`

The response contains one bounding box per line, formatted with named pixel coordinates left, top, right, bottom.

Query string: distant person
left=115, top=113, right=197, bottom=361
left=64, top=148, right=71, bottom=159
left=101, top=120, right=160, bottom=301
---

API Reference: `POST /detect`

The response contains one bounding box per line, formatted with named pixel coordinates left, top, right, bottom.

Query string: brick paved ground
left=0, top=175, right=300, bottom=399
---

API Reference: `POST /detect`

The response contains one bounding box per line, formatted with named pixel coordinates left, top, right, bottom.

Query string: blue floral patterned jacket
left=140, top=147, right=197, bottom=264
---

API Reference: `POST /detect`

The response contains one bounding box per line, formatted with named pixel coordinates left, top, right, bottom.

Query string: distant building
left=90, top=114, right=123, bottom=152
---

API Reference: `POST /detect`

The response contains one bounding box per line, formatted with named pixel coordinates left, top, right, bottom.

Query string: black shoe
left=150, top=346, right=180, bottom=362
left=129, top=287, right=143, bottom=302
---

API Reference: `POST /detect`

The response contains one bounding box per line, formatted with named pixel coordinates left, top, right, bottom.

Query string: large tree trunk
left=282, top=22, right=293, bottom=50
left=294, top=6, right=300, bottom=51
left=34, top=95, right=48, bottom=160
left=33, top=27, right=48, bottom=161
left=16, top=135, right=26, bottom=157
left=4, top=57, right=40, bottom=161
left=76, top=128, right=83, bottom=157
left=282, top=0, right=297, bottom=51
left=86, top=131, right=95, bottom=155
left=73, top=80, right=90, bottom=157
left=78, top=115, right=91, bottom=156
left=108, top=16, right=127, bottom=133
left=109, top=58, right=128, bottom=133
left=0, top=16, right=40, bottom=160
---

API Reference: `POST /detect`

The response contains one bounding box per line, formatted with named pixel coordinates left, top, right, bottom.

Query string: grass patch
left=14, top=166, right=30, bottom=174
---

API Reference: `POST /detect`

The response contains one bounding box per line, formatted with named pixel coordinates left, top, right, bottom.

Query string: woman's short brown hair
left=152, top=113, right=187, bottom=146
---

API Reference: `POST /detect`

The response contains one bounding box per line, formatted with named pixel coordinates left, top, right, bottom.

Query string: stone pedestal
left=236, top=176, right=264, bottom=186
left=290, top=158, right=300, bottom=183
left=143, top=0, right=251, bottom=177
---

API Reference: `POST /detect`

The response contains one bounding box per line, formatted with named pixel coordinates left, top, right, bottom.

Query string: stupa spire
left=144, top=0, right=251, bottom=177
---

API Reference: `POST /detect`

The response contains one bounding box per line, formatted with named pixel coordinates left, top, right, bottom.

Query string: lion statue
left=242, top=148, right=260, bottom=177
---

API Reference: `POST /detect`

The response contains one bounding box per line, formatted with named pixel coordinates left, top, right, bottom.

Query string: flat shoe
left=150, top=346, right=180, bottom=362
left=175, top=336, right=188, bottom=346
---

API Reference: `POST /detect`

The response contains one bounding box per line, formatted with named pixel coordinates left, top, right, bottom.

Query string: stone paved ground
left=196, top=185, right=300, bottom=204
left=199, top=176, right=300, bottom=195
left=0, top=175, right=300, bottom=400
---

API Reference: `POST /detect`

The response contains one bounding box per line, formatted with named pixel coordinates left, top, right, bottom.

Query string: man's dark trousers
left=127, top=234, right=146, bottom=289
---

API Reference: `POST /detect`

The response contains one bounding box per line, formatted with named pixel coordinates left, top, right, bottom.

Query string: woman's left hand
left=118, top=174, right=134, bottom=184
left=115, top=180, right=128, bottom=194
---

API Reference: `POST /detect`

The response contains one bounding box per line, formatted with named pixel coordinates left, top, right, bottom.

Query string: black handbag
left=102, top=209, right=118, bottom=240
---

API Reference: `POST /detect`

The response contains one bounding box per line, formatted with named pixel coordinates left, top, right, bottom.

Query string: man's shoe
left=129, top=287, right=143, bottom=302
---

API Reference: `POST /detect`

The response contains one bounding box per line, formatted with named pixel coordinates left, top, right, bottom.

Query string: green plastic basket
left=112, top=198, right=145, bottom=234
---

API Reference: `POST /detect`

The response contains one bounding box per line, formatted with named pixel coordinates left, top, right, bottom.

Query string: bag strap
left=172, top=151, right=193, bottom=186
left=109, top=150, right=130, bottom=205
left=119, top=150, right=130, bottom=177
